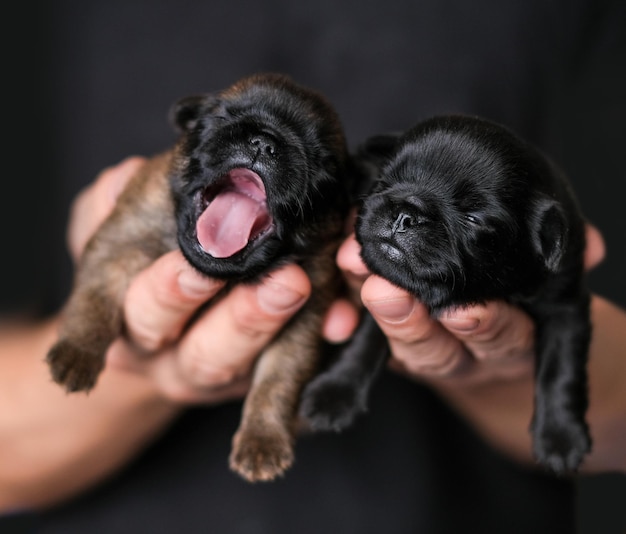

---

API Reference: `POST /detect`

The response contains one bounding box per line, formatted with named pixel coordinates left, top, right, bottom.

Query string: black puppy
left=302, top=115, right=592, bottom=473
left=46, top=73, right=351, bottom=482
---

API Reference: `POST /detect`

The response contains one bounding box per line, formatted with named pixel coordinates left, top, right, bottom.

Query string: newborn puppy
left=46, top=73, right=351, bottom=482
left=303, top=115, right=591, bottom=474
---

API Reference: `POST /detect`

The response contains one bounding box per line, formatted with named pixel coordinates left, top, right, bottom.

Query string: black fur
left=171, top=73, right=350, bottom=282
left=302, top=115, right=592, bottom=474
left=300, top=312, right=388, bottom=432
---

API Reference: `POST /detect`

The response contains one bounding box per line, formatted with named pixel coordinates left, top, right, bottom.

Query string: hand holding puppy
left=51, top=73, right=353, bottom=483
left=337, top=224, right=605, bottom=386
left=304, top=116, right=600, bottom=474
left=67, top=157, right=312, bottom=406
left=333, top=225, right=608, bottom=468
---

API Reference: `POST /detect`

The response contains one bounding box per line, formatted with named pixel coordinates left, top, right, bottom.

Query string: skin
left=0, top=157, right=624, bottom=512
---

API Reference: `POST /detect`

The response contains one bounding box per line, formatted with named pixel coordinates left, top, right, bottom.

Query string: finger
left=440, top=302, right=535, bottom=380
left=361, top=275, right=469, bottom=377
left=106, top=338, right=253, bottom=404
left=68, top=157, right=147, bottom=259
left=124, top=250, right=225, bottom=352
left=584, top=223, right=606, bottom=271
left=322, top=298, right=360, bottom=343
left=175, top=264, right=311, bottom=388
left=336, top=233, right=370, bottom=298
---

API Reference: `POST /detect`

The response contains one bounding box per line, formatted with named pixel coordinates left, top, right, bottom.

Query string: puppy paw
left=299, top=376, right=367, bottom=433
left=229, top=427, right=294, bottom=482
left=46, top=339, right=104, bottom=393
left=533, top=421, right=591, bottom=474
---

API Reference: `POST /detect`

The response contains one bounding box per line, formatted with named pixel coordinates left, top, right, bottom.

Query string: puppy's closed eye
left=462, top=213, right=482, bottom=226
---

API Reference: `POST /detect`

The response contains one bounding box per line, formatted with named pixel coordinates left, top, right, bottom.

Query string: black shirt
left=3, top=0, right=626, bottom=532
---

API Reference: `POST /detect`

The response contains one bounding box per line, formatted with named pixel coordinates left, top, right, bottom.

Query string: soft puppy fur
left=46, top=73, right=351, bottom=482
left=303, top=115, right=592, bottom=474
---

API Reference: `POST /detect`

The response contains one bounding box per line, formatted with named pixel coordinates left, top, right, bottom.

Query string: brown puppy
left=46, top=73, right=352, bottom=482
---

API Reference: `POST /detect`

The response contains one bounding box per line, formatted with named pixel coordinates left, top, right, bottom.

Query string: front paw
left=299, top=376, right=367, bottom=433
left=533, top=420, right=591, bottom=474
left=46, top=339, right=104, bottom=393
left=229, top=427, right=294, bottom=482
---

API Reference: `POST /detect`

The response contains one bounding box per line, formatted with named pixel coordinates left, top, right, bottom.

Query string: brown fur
left=229, top=239, right=341, bottom=480
left=48, top=153, right=178, bottom=390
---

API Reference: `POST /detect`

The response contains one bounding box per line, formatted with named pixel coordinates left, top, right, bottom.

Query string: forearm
left=0, top=318, right=180, bottom=511
left=583, top=296, right=626, bottom=472
left=0, top=157, right=317, bottom=512
left=430, top=360, right=536, bottom=467
left=433, top=295, right=626, bottom=473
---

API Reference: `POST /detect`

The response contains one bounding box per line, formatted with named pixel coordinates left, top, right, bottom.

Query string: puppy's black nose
left=250, top=135, right=276, bottom=157
left=391, top=212, right=415, bottom=233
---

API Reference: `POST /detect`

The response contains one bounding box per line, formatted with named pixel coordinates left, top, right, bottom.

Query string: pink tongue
left=196, top=190, right=270, bottom=258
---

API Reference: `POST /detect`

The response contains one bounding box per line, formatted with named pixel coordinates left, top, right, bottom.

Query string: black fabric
left=36, top=373, right=576, bottom=534
left=2, top=0, right=626, bottom=532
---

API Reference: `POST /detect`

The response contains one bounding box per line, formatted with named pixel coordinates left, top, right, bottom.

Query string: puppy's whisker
left=292, top=192, right=306, bottom=219
left=447, top=261, right=457, bottom=293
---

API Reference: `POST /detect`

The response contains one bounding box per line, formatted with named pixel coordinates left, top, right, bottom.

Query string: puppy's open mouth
left=196, top=168, right=273, bottom=258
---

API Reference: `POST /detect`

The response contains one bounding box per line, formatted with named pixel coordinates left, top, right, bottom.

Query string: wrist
left=0, top=316, right=180, bottom=511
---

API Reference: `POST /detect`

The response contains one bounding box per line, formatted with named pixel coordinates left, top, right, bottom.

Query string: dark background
left=2, top=1, right=625, bottom=532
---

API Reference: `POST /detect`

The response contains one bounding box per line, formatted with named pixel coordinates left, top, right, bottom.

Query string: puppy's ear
left=169, top=94, right=221, bottom=132
left=530, top=197, right=568, bottom=273
left=357, top=132, right=401, bottom=169
left=352, top=133, right=402, bottom=198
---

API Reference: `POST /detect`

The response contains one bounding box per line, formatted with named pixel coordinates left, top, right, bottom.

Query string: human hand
left=333, top=225, right=605, bottom=387
left=66, top=157, right=314, bottom=405
left=326, top=226, right=606, bottom=464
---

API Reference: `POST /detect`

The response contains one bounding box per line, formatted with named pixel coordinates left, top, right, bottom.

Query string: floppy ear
left=351, top=132, right=402, bottom=198
left=168, top=94, right=221, bottom=132
left=530, top=197, right=568, bottom=273
left=357, top=132, right=402, bottom=169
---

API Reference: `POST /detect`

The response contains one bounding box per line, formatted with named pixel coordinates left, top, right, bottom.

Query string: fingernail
left=178, top=267, right=216, bottom=298
left=257, top=281, right=307, bottom=314
left=366, top=297, right=415, bottom=323
left=337, top=236, right=369, bottom=277
left=443, top=316, right=480, bottom=332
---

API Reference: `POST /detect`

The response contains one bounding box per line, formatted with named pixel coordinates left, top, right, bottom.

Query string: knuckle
left=127, top=323, right=170, bottom=353
left=382, top=311, right=436, bottom=345
left=393, top=343, right=462, bottom=377
left=179, top=335, right=246, bottom=388
left=146, top=267, right=182, bottom=308
left=411, top=355, right=460, bottom=376
left=184, top=355, right=240, bottom=387
left=472, top=316, right=536, bottom=362
left=232, top=305, right=279, bottom=339
left=468, top=313, right=502, bottom=342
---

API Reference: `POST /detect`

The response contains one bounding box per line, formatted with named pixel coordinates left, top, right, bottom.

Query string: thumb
left=68, top=157, right=146, bottom=260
